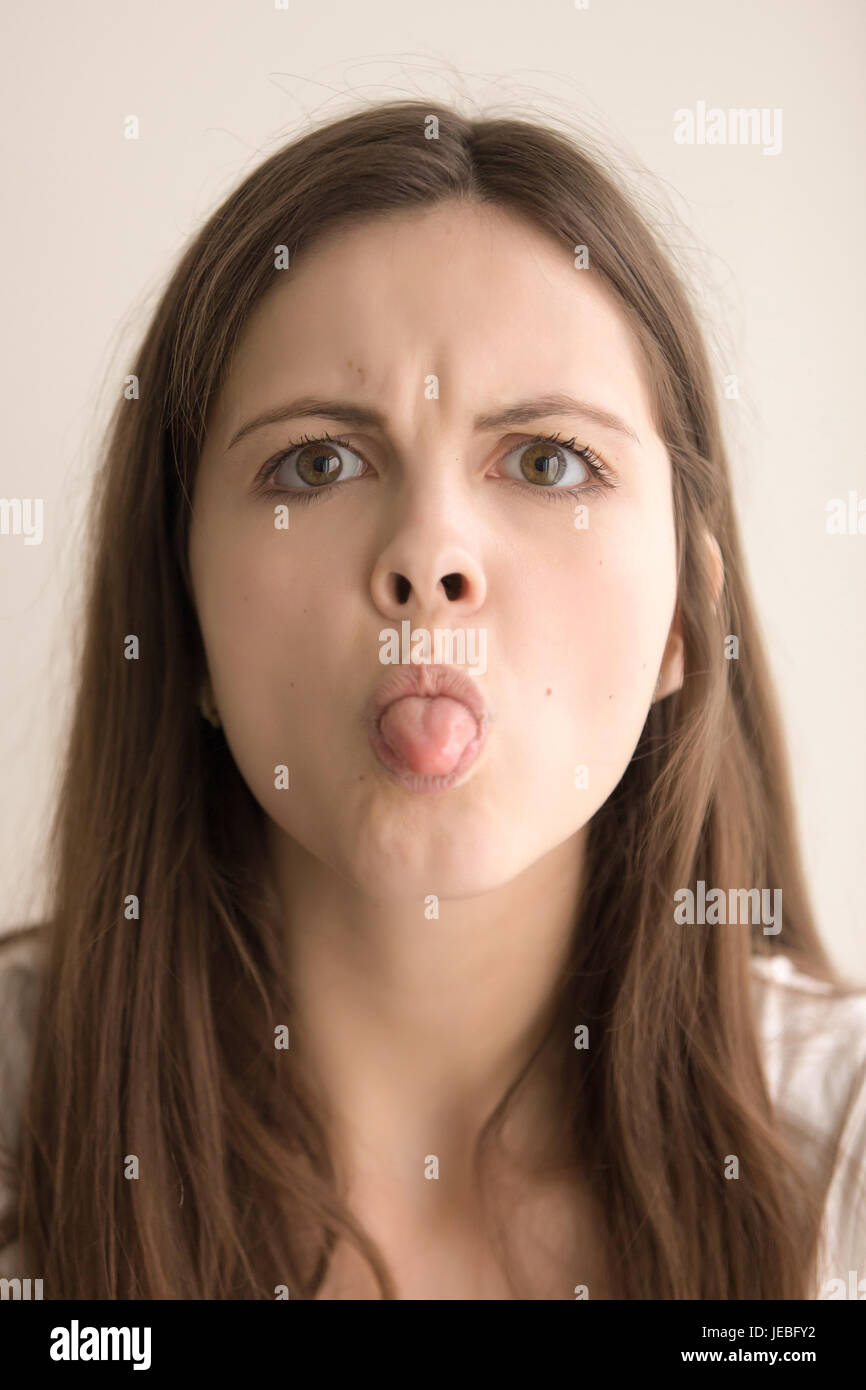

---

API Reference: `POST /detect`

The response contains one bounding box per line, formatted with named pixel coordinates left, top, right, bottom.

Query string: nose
left=370, top=540, right=487, bottom=624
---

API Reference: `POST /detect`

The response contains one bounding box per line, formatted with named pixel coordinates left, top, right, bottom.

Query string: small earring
left=199, top=682, right=221, bottom=729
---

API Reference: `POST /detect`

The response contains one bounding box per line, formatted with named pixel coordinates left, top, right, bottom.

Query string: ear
left=652, top=530, right=724, bottom=703
left=198, top=672, right=221, bottom=728
left=653, top=607, right=684, bottom=702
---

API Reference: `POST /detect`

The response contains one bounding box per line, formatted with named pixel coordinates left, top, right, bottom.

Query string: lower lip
left=368, top=698, right=488, bottom=793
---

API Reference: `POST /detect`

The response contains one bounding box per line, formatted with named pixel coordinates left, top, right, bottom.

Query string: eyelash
left=251, top=429, right=619, bottom=507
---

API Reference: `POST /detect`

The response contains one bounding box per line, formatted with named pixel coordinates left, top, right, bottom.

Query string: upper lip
left=365, top=663, right=490, bottom=735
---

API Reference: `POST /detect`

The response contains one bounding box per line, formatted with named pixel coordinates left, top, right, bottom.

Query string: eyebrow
left=226, top=392, right=641, bottom=451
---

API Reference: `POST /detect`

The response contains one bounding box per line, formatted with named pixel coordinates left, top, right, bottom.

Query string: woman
left=1, top=98, right=864, bottom=1300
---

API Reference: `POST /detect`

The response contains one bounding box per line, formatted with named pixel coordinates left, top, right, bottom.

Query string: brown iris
left=519, top=443, right=566, bottom=486
left=296, top=443, right=344, bottom=486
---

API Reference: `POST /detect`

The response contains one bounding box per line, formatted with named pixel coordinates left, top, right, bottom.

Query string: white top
left=1, top=930, right=865, bottom=1295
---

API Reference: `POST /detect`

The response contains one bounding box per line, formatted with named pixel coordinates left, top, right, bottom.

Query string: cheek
left=575, top=550, right=674, bottom=706
left=505, top=506, right=677, bottom=797
left=189, top=512, right=372, bottom=816
left=190, top=522, right=274, bottom=699
left=191, top=517, right=339, bottom=710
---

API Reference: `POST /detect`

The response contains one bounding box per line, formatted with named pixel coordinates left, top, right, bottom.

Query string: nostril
left=387, top=571, right=466, bottom=605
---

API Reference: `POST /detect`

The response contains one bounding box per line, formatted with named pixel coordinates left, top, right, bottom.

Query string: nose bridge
left=369, top=458, right=487, bottom=622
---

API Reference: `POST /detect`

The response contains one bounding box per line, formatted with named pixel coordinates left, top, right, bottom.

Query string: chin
left=344, top=826, right=534, bottom=902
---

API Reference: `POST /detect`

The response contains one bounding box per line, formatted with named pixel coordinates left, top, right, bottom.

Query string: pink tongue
left=379, top=695, right=477, bottom=775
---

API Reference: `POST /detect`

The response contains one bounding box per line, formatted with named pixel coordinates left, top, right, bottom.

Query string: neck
left=266, top=822, right=587, bottom=1206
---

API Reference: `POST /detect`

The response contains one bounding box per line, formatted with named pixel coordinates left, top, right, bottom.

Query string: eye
left=500, top=432, right=605, bottom=489
left=251, top=427, right=616, bottom=506
left=256, top=433, right=366, bottom=493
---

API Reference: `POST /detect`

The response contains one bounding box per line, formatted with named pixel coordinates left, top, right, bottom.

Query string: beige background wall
left=1, top=0, right=863, bottom=977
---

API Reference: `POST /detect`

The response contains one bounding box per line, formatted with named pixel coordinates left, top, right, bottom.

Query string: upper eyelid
left=495, top=433, right=608, bottom=472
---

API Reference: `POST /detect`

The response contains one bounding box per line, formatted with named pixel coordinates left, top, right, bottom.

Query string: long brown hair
left=1, top=98, right=853, bottom=1298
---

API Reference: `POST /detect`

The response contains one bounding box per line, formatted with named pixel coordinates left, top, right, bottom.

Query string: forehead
left=206, top=200, right=655, bottom=447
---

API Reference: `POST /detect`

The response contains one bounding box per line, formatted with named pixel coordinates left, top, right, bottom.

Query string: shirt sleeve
left=0, top=932, right=43, bottom=1278
left=814, top=1051, right=866, bottom=1298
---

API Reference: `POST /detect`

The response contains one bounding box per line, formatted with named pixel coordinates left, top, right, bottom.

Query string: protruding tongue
left=379, top=695, right=477, bottom=775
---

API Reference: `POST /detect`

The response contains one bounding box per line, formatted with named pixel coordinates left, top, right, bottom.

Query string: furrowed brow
left=227, top=391, right=640, bottom=451
left=472, top=394, right=640, bottom=445
left=228, top=398, right=387, bottom=451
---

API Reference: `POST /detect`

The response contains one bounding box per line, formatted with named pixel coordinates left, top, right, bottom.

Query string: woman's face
left=189, top=200, right=681, bottom=898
